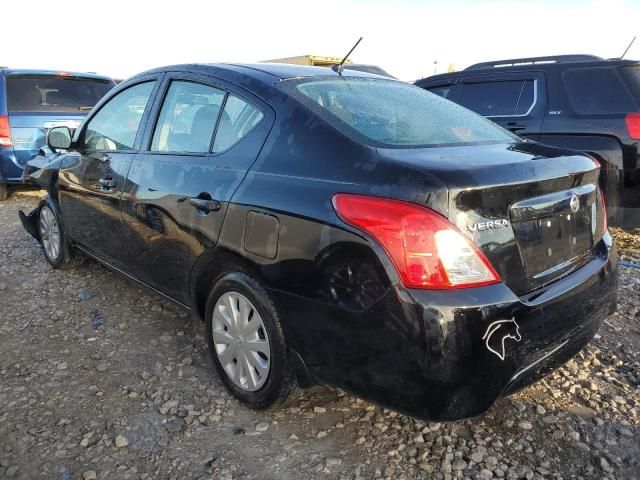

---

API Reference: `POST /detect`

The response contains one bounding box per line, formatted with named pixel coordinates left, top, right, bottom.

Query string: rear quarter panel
left=210, top=93, right=448, bottom=369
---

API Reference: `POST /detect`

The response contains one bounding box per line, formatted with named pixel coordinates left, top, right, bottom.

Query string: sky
left=4, top=0, right=640, bottom=81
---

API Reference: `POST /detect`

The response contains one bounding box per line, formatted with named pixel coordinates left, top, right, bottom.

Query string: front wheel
left=205, top=272, right=298, bottom=409
left=37, top=204, right=83, bottom=269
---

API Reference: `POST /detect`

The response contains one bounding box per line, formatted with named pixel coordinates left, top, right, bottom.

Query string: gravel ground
left=1, top=190, right=639, bottom=480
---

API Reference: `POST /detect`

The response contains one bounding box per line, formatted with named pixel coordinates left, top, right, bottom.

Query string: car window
left=563, top=67, right=636, bottom=114
left=6, top=75, right=113, bottom=113
left=457, top=80, right=535, bottom=117
left=291, top=78, right=516, bottom=148
left=212, top=94, right=264, bottom=153
left=151, top=81, right=225, bottom=153
left=83, top=81, right=155, bottom=151
left=427, top=85, right=454, bottom=99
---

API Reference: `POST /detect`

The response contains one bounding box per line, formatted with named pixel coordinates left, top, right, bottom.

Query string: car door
left=454, top=72, right=547, bottom=140
left=57, top=76, right=161, bottom=266
left=120, top=73, right=273, bottom=303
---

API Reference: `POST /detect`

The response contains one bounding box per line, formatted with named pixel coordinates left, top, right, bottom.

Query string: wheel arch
left=189, top=247, right=268, bottom=322
left=191, top=246, right=318, bottom=388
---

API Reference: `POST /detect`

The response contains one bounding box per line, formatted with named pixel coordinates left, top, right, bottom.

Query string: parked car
left=0, top=68, right=115, bottom=200
left=19, top=63, right=617, bottom=421
left=415, top=54, right=640, bottom=227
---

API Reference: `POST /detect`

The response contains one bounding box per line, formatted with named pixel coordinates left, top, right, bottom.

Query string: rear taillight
left=332, top=194, right=501, bottom=289
left=0, top=115, right=12, bottom=147
left=600, top=189, right=607, bottom=234
left=625, top=113, right=640, bottom=140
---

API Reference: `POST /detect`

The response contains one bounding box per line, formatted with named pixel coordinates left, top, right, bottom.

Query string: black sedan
left=19, top=63, right=618, bottom=421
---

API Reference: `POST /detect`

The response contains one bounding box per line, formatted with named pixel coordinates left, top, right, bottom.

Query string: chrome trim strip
left=486, top=79, right=538, bottom=118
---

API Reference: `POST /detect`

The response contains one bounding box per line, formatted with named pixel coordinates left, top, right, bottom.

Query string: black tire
left=205, top=272, right=298, bottom=409
left=37, top=203, right=84, bottom=269
left=0, top=183, right=8, bottom=201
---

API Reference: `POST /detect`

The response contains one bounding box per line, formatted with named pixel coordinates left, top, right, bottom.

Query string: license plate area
left=510, top=184, right=596, bottom=279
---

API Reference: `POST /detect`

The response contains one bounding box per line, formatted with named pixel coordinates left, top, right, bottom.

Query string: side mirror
left=47, top=126, right=72, bottom=150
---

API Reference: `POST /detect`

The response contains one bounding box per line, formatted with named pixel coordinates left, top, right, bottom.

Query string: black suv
left=416, top=55, right=640, bottom=227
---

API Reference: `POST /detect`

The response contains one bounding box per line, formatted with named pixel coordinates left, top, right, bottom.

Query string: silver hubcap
left=212, top=292, right=271, bottom=391
left=39, top=207, right=61, bottom=261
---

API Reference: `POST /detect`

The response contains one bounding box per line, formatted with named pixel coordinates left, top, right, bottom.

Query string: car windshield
left=292, top=78, right=517, bottom=148
left=6, top=75, right=113, bottom=113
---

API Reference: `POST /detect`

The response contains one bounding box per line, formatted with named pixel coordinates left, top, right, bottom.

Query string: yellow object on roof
left=261, top=55, right=353, bottom=67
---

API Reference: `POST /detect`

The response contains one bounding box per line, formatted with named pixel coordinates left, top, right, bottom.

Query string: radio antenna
left=331, top=37, right=363, bottom=75
left=621, top=36, right=636, bottom=59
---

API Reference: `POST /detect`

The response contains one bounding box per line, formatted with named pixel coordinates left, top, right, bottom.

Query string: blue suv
left=0, top=68, right=115, bottom=199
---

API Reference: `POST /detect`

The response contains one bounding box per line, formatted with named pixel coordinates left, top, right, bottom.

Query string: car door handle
left=506, top=123, right=526, bottom=132
left=189, top=197, right=221, bottom=212
left=98, top=178, right=117, bottom=189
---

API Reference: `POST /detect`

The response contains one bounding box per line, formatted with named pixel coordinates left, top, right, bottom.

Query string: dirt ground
left=1, top=190, right=638, bottom=480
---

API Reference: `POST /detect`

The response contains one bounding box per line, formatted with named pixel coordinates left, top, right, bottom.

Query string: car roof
left=0, top=68, right=113, bottom=81
left=138, top=62, right=392, bottom=82
left=415, top=55, right=639, bottom=84
left=228, top=63, right=393, bottom=80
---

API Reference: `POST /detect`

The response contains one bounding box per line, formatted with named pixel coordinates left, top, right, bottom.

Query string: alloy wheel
left=39, top=206, right=61, bottom=261
left=212, top=291, right=271, bottom=391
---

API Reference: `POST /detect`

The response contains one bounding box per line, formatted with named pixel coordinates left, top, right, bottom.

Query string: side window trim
left=208, top=92, right=229, bottom=153
left=76, top=75, right=162, bottom=153
left=485, top=79, right=537, bottom=118
left=209, top=93, right=266, bottom=156
left=457, top=72, right=544, bottom=119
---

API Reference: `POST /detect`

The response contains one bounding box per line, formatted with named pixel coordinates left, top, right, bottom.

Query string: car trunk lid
left=379, top=142, right=605, bottom=294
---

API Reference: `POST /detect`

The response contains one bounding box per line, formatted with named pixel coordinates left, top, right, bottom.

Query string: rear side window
left=6, top=75, right=113, bottom=113
left=84, top=81, right=155, bottom=151
left=212, top=94, right=264, bottom=153
left=619, top=65, right=640, bottom=99
left=291, top=78, right=516, bottom=147
left=457, top=80, right=535, bottom=117
left=151, top=81, right=225, bottom=153
left=563, top=67, right=635, bottom=114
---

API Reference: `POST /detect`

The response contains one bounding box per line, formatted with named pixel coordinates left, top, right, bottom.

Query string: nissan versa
left=19, top=63, right=618, bottom=421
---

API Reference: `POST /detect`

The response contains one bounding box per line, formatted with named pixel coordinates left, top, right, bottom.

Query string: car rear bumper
left=0, top=147, right=24, bottom=184
left=281, top=232, right=618, bottom=421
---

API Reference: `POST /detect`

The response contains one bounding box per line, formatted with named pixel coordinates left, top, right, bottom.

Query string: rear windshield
left=291, top=78, right=517, bottom=148
left=6, top=75, right=113, bottom=113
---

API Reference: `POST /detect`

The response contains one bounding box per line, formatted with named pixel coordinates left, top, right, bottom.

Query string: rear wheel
left=205, top=272, right=298, bottom=409
left=0, top=183, right=8, bottom=201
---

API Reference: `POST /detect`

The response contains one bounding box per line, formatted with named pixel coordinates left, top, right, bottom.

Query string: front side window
left=457, top=80, right=535, bottom=117
left=212, top=94, right=264, bottom=153
left=563, top=67, right=635, bottom=114
left=151, top=81, right=225, bottom=153
left=83, top=81, right=155, bottom=151
left=291, top=78, right=516, bottom=148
